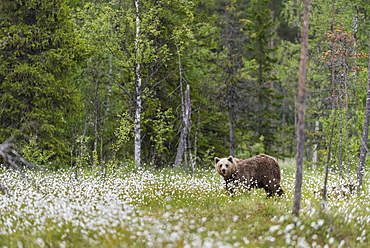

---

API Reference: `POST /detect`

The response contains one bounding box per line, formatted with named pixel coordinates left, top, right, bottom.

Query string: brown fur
left=214, top=154, right=284, bottom=197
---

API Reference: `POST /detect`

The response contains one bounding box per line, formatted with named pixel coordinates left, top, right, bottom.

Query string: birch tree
left=99, top=0, right=167, bottom=166
left=134, top=0, right=142, bottom=166
left=173, top=40, right=192, bottom=168
left=174, top=83, right=191, bottom=168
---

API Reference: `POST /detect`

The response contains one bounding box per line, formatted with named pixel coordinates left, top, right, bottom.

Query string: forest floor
left=0, top=159, right=369, bottom=247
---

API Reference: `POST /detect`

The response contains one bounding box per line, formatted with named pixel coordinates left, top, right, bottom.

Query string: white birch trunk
left=174, top=46, right=185, bottom=168
left=134, top=0, right=142, bottom=166
left=174, top=84, right=191, bottom=168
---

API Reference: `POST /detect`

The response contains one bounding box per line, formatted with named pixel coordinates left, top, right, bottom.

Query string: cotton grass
left=1, top=161, right=370, bottom=247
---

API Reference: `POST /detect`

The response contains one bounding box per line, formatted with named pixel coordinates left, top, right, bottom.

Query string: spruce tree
left=218, top=0, right=248, bottom=156
left=246, top=0, right=279, bottom=154
left=0, top=0, right=87, bottom=165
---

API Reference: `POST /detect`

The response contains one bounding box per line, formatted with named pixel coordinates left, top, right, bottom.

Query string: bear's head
left=214, top=156, right=237, bottom=179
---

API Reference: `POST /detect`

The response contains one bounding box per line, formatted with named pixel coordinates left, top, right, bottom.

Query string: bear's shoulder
left=252, top=154, right=278, bottom=163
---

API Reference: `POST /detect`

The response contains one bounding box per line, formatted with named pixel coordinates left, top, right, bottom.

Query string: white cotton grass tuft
left=0, top=163, right=369, bottom=247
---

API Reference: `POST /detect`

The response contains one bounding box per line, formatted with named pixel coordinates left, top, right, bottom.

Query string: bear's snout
left=222, top=168, right=226, bottom=173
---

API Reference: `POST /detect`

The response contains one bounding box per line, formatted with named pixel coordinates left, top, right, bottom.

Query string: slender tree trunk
left=281, top=97, right=286, bottom=155
left=79, top=122, right=88, bottom=170
left=345, top=89, right=350, bottom=177
left=93, top=80, right=100, bottom=168
left=191, top=109, right=201, bottom=172
left=134, top=0, right=142, bottom=166
left=330, top=0, right=336, bottom=111
left=174, top=84, right=191, bottom=168
left=174, top=44, right=192, bottom=169
left=339, top=100, right=343, bottom=177
left=269, top=7, right=276, bottom=91
left=292, top=0, right=309, bottom=217
left=102, top=52, right=113, bottom=175
left=339, top=55, right=347, bottom=178
left=357, top=48, right=370, bottom=188
left=343, top=64, right=350, bottom=178
left=322, top=109, right=336, bottom=211
left=184, top=85, right=191, bottom=167
left=174, top=45, right=185, bottom=168
left=312, top=120, right=319, bottom=169
left=330, top=48, right=336, bottom=110
left=229, top=108, right=235, bottom=157
left=100, top=133, right=105, bottom=178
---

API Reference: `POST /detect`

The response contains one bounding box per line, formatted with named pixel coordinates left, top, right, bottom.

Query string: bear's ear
left=227, top=156, right=234, bottom=162
left=214, top=157, right=220, bottom=163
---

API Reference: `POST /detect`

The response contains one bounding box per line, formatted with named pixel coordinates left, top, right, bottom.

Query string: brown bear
left=214, top=154, right=284, bottom=197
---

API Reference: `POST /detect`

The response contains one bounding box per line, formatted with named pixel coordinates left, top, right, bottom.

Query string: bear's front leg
left=224, top=179, right=235, bottom=194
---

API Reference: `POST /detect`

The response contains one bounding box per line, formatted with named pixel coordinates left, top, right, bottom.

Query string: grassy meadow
left=1, top=159, right=370, bottom=248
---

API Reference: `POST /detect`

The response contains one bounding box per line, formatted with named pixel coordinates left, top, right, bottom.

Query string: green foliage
left=247, top=0, right=277, bottom=83
left=22, top=136, right=56, bottom=167
left=250, top=136, right=266, bottom=155
left=241, top=0, right=281, bottom=154
left=280, top=0, right=370, bottom=171
left=75, top=135, right=91, bottom=168
left=0, top=0, right=89, bottom=165
left=112, top=112, right=134, bottom=153
left=1, top=0, right=370, bottom=171
left=237, top=134, right=265, bottom=158
left=150, top=106, right=175, bottom=156
left=72, top=0, right=221, bottom=166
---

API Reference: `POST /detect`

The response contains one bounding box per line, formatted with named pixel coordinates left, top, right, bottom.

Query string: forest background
left=1, top=0, right=370, bottom=175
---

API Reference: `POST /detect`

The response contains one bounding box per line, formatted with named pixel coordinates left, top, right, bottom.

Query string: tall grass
left=0, top=159, right=369, bottom=247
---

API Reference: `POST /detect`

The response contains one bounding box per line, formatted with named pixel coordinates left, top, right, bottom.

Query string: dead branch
left=0, top=141, right=40, bottom=171
left=0, top=137, right=45, bottom=196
